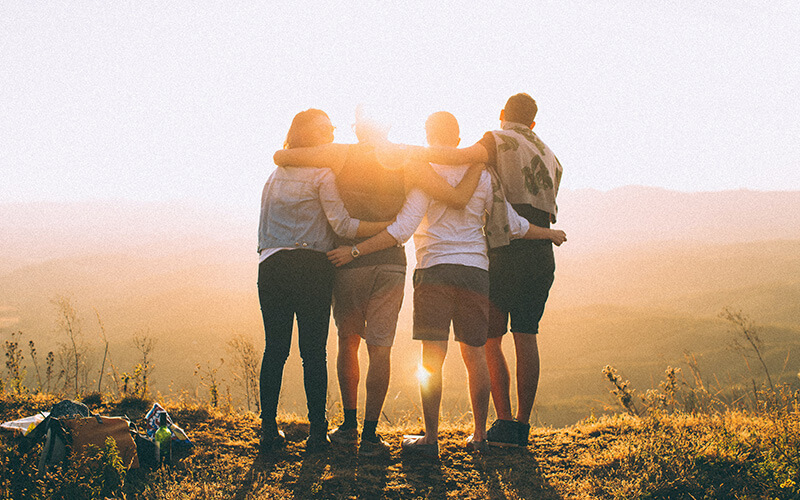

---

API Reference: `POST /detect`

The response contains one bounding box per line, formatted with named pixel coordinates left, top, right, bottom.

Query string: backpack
left=31, top=400, right=139, bottom=475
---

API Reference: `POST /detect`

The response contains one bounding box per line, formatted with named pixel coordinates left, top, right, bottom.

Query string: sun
left=416, top=363, right=432, bottom=388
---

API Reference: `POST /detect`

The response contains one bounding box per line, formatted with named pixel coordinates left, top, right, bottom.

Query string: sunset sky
left=3, top=1, right=799, bottom=213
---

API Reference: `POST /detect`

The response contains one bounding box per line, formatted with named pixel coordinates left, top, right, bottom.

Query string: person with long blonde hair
left=257, top=109, right=389, bottom=453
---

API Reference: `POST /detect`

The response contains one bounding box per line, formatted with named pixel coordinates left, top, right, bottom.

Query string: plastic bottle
left=154, top=412, right=172, bottom=466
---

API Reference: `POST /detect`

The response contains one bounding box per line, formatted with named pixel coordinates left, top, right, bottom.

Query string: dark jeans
left=258, top=249, right=335, bottom=429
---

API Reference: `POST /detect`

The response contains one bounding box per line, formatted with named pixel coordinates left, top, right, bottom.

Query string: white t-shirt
left=385, top=165, right=530, bottom=271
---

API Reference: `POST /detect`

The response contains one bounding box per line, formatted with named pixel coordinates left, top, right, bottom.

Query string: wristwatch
left=350, top=245, right=361, bottom=258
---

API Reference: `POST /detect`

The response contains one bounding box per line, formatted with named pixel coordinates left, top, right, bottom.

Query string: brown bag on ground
left=61, top=416, right=139, bottom=470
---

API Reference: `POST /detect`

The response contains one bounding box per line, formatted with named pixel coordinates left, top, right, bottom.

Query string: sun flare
left=416, top=363, right=432, bottom=388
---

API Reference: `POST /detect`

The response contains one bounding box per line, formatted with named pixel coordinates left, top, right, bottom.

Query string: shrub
left=4, top=331, right=27, bottom=395
left=81, top=391, right=103, bottom=409
left=47, top=437, right=126, bottom=500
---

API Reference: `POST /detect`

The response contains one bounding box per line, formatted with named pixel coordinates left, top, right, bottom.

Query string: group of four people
left=256, top=93, right=566, bottom=457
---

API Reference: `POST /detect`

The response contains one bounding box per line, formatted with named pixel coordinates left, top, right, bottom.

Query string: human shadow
left=231, top=442, right=291, bottom=500
left=349, top=446, right=393, bottom=498
left=480, top=447, right=563, bottom=499
left=232, top=420, right=308, bottom=500
left=399, top=451, right=445, bottom=498
left=294, top=440, right=393, bottom=499
left=292, top=449, right=333, bottom=498
left=231, top=419, right=390, bottom=500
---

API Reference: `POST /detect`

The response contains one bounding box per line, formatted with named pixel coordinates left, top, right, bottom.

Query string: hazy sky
left=2, top=1, right=799, bottom=213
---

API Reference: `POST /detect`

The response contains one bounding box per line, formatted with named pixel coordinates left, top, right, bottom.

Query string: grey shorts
left=332, top=264, right=406, bottom=347
left=412, top=264, right=489, bottom=347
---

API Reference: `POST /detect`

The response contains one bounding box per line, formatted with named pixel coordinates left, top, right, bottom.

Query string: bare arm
left=273, top=143, right=349, bottom=174
left=327, top=230, right=397, bottom=267
left=375, top=142, right=486, bottom=208
left=355, top=220, right=392, bottom=238
left=327, top=188, right=428, bottom=267
left=523, top=225, right=567, bottom=246
left=405, top=161, right=483, bottom=209
left=500, top=192, right=566, bottom=246
left=421, top=143, right=489, bottom=165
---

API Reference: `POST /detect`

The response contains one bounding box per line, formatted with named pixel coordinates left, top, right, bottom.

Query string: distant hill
left=556, top=186, right=800, bottom=254
left=0, top=200, right=253, bottom=275
left=551, top=239, right=800, bottom=319
left=2, top=187, right=799, bottom=272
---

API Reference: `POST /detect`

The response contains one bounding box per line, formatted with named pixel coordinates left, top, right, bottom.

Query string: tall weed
left=4, top=331, right=26, bottom=395
left=601, top=308, right=800, bottom=498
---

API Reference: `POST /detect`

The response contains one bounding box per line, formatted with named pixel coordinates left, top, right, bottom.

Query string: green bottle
left=154, top=412, right=172, bottom=466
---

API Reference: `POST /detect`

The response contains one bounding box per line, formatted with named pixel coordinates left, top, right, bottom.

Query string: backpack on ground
left=30, top=400, right=139, bottom=475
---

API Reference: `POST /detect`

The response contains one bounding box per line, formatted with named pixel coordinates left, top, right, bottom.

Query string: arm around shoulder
left=407, top=162, right=483, bottom=209
left=273, top=143, right=348, bottom=173
left=423, top=143, right=488, bottom=166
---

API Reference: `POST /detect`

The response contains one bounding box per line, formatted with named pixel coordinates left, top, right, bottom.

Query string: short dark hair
left=503, top=93, right=537, bottom=126
left=425, top=111, right=460, bottom=147
left=284, top=109, right=330, bottom=149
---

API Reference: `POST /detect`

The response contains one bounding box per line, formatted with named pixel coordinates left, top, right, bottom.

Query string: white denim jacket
left=258, top=166, right=360, bottom=255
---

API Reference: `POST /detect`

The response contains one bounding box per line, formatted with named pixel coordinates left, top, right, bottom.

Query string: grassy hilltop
left=2, top=372, right=799, bottom=499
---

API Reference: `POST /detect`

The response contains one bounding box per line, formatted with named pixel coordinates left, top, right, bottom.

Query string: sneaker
left=401, top=434, right=438, bottom=458
left=465, top=434, right=489, bottom=454
left=358, top=434, right=390, bottom=457
left=329, top=426, right=359, bottom=445
left=486, top=419, right=520, bottom=448
left=517, top=422, right=531, bottom=448
left=259, top=429, right=286, bottom=453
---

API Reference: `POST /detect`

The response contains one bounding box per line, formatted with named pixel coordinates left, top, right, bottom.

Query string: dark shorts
left=488, top=239, right=555, bottom=337
left=412, top=264, right=489, bottom=347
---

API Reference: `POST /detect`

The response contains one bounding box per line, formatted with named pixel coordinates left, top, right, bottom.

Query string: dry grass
left=2, top=393, right=799, bottom=499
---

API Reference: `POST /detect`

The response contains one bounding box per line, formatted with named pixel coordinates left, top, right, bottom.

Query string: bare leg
left=485, top=336, right=513, bottom=421
left=337, top=334, right=361, bottom=411
left=513, top=332, right=540, bottom=423
left=364, top=344, right=392, bottom=422
left=419, top=340, right=447, bottom=444
left=459, top=342, right=490, bottom=441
